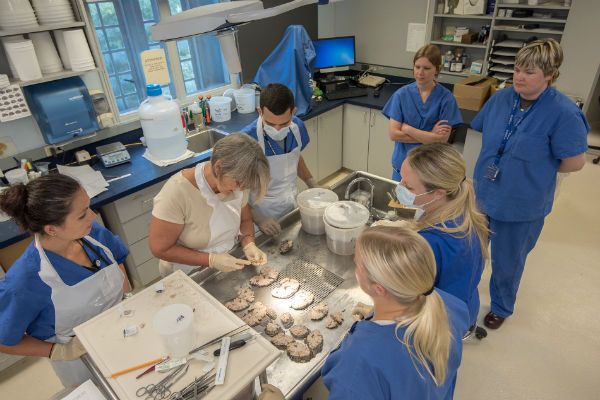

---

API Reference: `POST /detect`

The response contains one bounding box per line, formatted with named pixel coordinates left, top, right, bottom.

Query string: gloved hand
left=209, top=253, right=252, bottom=272
left=370, top=219, right=411, bottom=228
left=305, top=177, right=320, bottom=189
left=252, top=208, right=282, bottom=236
left=258, top=384, right=285, bottom=400
left=352, top=302, right=374, bottom=320
left=49, top=337, right=87, bottom=361
left=243, top=242, right=267, bottom=266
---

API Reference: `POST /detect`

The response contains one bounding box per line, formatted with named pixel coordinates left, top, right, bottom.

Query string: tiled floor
left=1, top=132, right=600, bottom=399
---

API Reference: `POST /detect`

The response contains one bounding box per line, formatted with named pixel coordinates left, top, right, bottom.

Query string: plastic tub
left=323, top=201, right=369, bottom=256
left=233, top=88, right=255, bottom=114
left=152, top=303, right=195, bottom=359
left=209, top=96, right=232, bottom=122
left=297, top=188, right=338, bottom=235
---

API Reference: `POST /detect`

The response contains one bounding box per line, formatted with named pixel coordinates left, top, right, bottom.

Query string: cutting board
left=74, top=270, right=280, bottom=399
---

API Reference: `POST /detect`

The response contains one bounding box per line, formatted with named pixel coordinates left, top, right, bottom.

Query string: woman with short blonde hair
left=258, top=226, right=470, bottom=400
left=149, top=133, right=271, bottom=276
left=471, top=38, right=589, bottom=329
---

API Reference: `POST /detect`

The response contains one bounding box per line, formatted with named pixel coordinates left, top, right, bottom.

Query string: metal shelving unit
left=430, top=40, right=487, bottom=49
left=15, top=68, right=98, bottom=87
left=0, top=22, right=85, bottom=38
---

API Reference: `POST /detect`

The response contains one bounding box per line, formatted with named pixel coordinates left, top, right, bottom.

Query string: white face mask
left=395, top=184, right=436, bottom=220
left=263, top=123, right=290, bottom=141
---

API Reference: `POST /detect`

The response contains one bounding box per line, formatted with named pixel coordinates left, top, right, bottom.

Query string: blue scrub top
left=471, top=87, right=589, bottom=222
left=0, top=222, right=128, bottom=346
left=322, top=290, right=470, bottom=400
left=420, top=220, right=484, bottom=327
left=382, top=82, right=463, bottom=174
left=241, top=115, right=310, bottom=156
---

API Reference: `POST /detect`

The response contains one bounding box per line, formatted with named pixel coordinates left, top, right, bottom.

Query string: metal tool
left=169, top=371, right=216, bottom=400
left=136, top=364, right=188, bottom=399
left=213, top=338, right=248, bottom=356
left=214, top=336, right=231, bottom=385
left=136, top=357, right=170, bottom=380
left=188, top=325, right=249, bottom=355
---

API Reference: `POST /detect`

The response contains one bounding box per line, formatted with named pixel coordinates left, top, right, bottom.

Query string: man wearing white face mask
left=241, top=83, right=317, bottom=236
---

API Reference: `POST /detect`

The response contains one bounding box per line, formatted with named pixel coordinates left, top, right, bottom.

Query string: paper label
left=141, top=49, right=170, bottom=85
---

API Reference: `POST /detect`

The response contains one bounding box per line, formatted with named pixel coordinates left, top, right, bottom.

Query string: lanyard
left=80, top=238, right=111, bottom=270
left=492, top=95, right=537, bottom=166
left=263, top=133, right=287, bottom=156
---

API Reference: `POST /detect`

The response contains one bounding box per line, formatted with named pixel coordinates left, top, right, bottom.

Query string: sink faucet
left=344, top=177, right=374, bottom=215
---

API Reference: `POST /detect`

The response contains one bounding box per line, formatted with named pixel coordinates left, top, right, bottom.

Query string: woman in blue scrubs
left=396, top=143, right=489, bottom=337
left=470, top=39, right=589, bottom=329
left=383, top=44, right=463, bottom=181
left=259, top=226, right=470, bottom=400
left=0, top=174, right=130, bottom=387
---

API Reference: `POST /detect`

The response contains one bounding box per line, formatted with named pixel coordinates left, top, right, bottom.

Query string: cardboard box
left=453, top=76, right=497, bottom=111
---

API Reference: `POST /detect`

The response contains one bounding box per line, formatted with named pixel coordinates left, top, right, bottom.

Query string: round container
left=233, top=88, right=255, bottom=114
left=5, top=168, right=28, bottom=185
left=297, top=188, right=338, bottom=235
left=323, top=201, right=370, bottom=256
left=139, top=84, right=188, bottom=160
left=208, top=96, right=232, bottom=122
left=152, top=303, right=195, bottom=359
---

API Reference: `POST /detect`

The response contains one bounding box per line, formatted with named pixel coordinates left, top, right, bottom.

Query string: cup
left=152, top=303, right=195, bottom=359
left=5, top=168, right=28, bottom=185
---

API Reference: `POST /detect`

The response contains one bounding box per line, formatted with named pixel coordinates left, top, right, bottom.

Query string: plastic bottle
left=205, top=95, right=212, bottom=125
left=138, top=84, right=188, bottom=160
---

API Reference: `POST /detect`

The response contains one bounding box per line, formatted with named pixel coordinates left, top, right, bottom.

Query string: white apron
left=251, top=116, right=302, bottom=219
left=171, top=162, right=243, bottom=274
left=36, top=234, right=124, bottom=388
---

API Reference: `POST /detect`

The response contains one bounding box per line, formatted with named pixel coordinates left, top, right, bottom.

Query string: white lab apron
left=170, top=162, right=243, bottom=274
left=35, top=234, right=124, bottom=388
left=251, top=117, right=302, bottom=219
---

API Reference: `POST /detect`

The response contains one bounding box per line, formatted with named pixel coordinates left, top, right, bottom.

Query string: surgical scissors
left=136, top=364, right=188, bottom=400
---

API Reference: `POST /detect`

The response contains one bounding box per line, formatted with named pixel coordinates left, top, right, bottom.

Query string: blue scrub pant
left=488, top=217, right=545, bottom=318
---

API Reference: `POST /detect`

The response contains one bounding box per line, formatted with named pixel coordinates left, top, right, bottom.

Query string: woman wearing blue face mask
left=392, top=143, right=489, bottom=336
left=241, top=83, right=318, bottom=236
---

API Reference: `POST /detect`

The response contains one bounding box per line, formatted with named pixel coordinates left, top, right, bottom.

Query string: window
left=86, top=0, right=231, bottom=115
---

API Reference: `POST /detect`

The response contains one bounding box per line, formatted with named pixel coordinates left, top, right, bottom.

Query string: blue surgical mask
left=263, top=123, right=290, bottom=141
left=395, top=184, right=435, bottom=220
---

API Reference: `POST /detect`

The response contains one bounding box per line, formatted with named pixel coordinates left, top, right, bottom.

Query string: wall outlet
left=44, top=145, right=64, bottom=157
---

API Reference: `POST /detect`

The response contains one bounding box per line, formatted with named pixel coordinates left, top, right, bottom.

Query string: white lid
left=324, top=201, right=370, bottom=229
left=297, top=188, right=338, bottom=209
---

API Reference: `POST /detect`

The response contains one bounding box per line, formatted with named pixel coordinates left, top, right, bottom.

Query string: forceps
left=136, top=364, right=188, bottom=399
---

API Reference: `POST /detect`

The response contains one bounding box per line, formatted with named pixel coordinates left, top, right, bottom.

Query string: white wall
left=317, top=0, right=428, bottom=69
left=553, top=0, right=600, bottom=124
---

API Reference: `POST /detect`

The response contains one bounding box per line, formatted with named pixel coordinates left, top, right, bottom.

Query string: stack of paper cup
left=32, top=0, right=75, bottom=25
left=30, top=32, right=63, bottom=74
left=1, top=35, right=25, bottom=79
left=53, top=30, right=71, bottom=69
left=0, top=0, right=39, bottom=30
left=3, top=39, right=42, bottom=81
left=62, top=29, right=95, bottom=71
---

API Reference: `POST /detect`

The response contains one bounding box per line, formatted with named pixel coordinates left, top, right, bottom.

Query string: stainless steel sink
left=186, top=128, right=227, bottom=154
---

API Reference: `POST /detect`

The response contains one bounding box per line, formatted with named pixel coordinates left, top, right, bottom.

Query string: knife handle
left=213, top=339, right=246, bottom=356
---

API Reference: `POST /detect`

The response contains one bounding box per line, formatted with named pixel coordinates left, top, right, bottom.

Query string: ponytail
left=358, top=226, right=452, bottom=385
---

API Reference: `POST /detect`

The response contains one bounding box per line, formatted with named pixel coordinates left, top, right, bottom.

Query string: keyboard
left=325, top=87, right=368, bottom=100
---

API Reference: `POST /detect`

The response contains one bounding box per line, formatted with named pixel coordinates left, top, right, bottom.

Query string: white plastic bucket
left=209, top=96, right=232, bottom=122
left=233, top=88, right=255, bottom=114
left=323, top=201, right=369, bottom=256
left=297, top=188, right=338, bottom=235
left=152, top=303, right=195, bottom=359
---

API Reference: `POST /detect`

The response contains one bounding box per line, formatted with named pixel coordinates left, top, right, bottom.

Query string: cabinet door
left=316, top=107, right=343, bottom=180
left=302, top=117, right=319, bottom=180
left=367, top=110, right=395, bottom=179
left=342, top=104, right=369, bottom=171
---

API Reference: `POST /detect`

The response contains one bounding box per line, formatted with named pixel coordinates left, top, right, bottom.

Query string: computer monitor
left=313, top=36, right=355, bottom=73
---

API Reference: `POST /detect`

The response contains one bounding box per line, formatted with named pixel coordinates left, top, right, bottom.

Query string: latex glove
left=243, top=242, right=268, bottom=266
left=209, top=253, right=252, bottom=272
left=305, top=177, right=320, bottom=189
left=352, top=302, right=374, bottom=320
left=49, top=337, right=87, bottom=361
left=252, top=208, right=282, bottom=236
left=370, top=219, right=411, bottom=228
left=258, top=384, right=285, bottom=400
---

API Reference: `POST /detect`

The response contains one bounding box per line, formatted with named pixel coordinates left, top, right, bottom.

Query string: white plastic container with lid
left=152, top=303, right=195, bottom=359
left=323, top=201, right=370, bottom=256
left=297, top=188, right=338, bottom=235
left=233, top=88, right=255, bottom=113
left=208, top=96, right=232, bottom=122
left=139, top=84, right=187, bottom=161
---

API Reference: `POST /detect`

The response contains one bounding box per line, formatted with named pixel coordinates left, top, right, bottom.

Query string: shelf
left=440, top=70, right=475, bottom=77
left=494, top=16, right=567, bottom=23
left=489, top=65, right=515, bottom=73
left=494, top=39, right=525, bottom=48
left=0, top=22, right=85, bottom=37
left=496, top=3, right=570, bottom=10
left=494, top=25, right=564, bottom=34
left=433, top=14, right=493, bottom=19
left=431, top=40, right=487, bottom=49
left=490, top=57, right=516, bottom=65
left=492, top=49, right=518, bottom=56
left=13, top=68, right=97, bottom=87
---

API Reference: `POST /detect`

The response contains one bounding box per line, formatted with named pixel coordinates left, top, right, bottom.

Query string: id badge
left=485, top=164, right=500, bottom=181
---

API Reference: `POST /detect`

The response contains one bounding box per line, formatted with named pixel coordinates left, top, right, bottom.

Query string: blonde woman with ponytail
left=258, top=226, right=469, bottom=400
left=394, top=143, right=488, bottom=336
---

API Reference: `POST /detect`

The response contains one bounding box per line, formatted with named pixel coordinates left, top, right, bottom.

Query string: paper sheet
left=60, top=380, right=106, bottom=400
left=141, top=49, right=170, bottom=85
left=406, top=23, right=426, bottom=52
left=57, top=164, right=109, bottom=199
